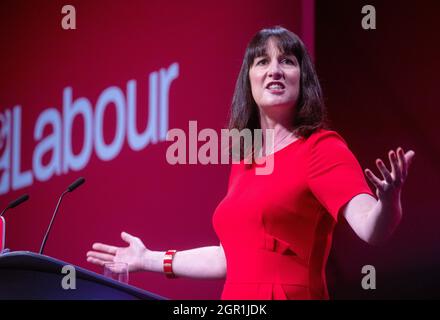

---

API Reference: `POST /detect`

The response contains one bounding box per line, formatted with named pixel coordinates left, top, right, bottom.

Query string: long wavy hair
left=227, top=26, right=329, bottom=159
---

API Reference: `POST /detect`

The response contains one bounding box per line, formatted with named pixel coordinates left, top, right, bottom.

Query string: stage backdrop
left=0, top=0, right=314, bottom=299
left=317, top=0, right=440, bottom=299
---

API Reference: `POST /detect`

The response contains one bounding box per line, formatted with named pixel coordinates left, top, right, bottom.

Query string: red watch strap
left=163, top=249, right=177, bottom=278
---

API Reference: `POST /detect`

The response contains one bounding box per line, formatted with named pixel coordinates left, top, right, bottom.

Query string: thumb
left=121, top=231, right=137, bottom=244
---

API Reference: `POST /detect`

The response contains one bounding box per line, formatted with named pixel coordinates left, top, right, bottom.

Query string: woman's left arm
left=342, top=147, right=415, bottom=245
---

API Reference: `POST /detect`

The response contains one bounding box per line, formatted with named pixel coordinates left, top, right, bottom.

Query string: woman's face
left=249, top=38, right=300, bottom=112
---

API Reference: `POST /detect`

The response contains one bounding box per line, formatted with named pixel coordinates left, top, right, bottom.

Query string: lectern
left=0, top=251, right=166, bottom=300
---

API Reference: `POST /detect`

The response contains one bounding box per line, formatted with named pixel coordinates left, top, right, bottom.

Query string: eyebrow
left=254, top=53, right=297, bottom=60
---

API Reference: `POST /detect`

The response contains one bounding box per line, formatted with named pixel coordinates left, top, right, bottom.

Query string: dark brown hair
left=227, top=26, right=328, bottom=157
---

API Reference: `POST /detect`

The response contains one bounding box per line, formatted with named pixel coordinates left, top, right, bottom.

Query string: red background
left=0, top=0, right=311, bottom=300
left=1, top=0, right=439, bottom=299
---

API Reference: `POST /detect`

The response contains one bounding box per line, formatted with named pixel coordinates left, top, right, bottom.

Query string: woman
left=87, top=26, right=415, bottom=299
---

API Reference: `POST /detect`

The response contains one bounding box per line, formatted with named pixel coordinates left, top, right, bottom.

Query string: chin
left=261, top=100, right=296, bottom=109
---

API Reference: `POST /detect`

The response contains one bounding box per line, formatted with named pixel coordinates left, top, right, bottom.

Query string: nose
left=268, top=61, right=283, bottom=79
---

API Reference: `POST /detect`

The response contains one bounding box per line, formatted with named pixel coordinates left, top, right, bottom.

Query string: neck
left=259, top=107, right=294, bottom=140
left=258, top=107, right=297, bottom=156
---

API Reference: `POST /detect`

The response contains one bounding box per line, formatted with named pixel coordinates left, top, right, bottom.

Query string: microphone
left=39, top=177, right=85, bottom=255
left=0, top=194, right=29, bottom=217
left=67, top=177, right=85, bottom=192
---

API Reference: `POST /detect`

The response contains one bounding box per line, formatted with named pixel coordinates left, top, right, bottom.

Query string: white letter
left=361, top=5, right=376, bottom=30
left=61, top=5, right=76, bottom=30
left=221, top=128, right=253, bottom=164
left=12, top=106, right=33, bottom=190
left=188, top=120, right=198, bottom=164
left=361, top=264, right=376, bottom=289
left=198, top=128, right=218, bottom=164
left=63, top=87, right=93, bottom=173
left=61, top=265, right=76, bottom=289
left=0, top=110, right=11, bottom=195
left=95, top=86, right=126, bottom=161
left=159, top=63, right=179, bottom=140
left=126, top=75, right=158, bottom=150
left=166, top=129, right=186, bottom=164
left=33, top=109, right=62, bottom=182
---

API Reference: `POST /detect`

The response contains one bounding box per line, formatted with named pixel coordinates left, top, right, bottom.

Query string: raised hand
left=87, top=231, right=150, bottom=272
left=364, top=147, right=415, bottom=202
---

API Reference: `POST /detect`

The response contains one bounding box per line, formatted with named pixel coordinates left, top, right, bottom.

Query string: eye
left=255, top=58, right=268, bottom=66
left=281, top=58, right=296, bottom=65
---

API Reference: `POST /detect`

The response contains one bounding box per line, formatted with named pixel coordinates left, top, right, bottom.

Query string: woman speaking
left=87, top=26, right=415, bottom=300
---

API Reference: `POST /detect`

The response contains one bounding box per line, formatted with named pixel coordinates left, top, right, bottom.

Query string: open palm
left=365, top=147, right=415, bottom=200
left=87, top=232, right=149, bottom=272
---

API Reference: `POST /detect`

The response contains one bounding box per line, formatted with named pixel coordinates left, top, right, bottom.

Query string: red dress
left=212, top=129, right=374, bottom=300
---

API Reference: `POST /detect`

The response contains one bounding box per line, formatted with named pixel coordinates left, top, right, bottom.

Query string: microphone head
left=8, top=194, right=29, bottom=209
left=67, top=177, right=85, bottom=192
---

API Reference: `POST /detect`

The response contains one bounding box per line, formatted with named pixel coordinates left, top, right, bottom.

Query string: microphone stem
left=39, top=190, right=69, bottom=255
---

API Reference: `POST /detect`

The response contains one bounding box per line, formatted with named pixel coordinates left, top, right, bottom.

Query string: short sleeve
left=307, top=130, right=374, bottom=221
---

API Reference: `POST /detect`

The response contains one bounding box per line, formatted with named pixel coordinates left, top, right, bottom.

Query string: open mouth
left=266, top=81, right=285, bottom=93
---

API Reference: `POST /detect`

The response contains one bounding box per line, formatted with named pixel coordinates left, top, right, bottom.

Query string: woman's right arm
left=87, top=232, right=227, bottom=279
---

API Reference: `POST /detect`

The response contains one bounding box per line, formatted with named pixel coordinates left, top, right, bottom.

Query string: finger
left=92, top=243, right=118, bottom=254
left=388, top=150, right=402, bottom=182
left=365, top=168, right=383, bottom=189
left=87, top=256, right=108, bottom=267
left=121, top=231, right=140, bottom=245
left=397, top=147, right=407, bottom=177
left=376, top=159, right=393, bottom=184
left=405, top=150, right=416, bottom=168
left=87, top=251, right=115, bottom=262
